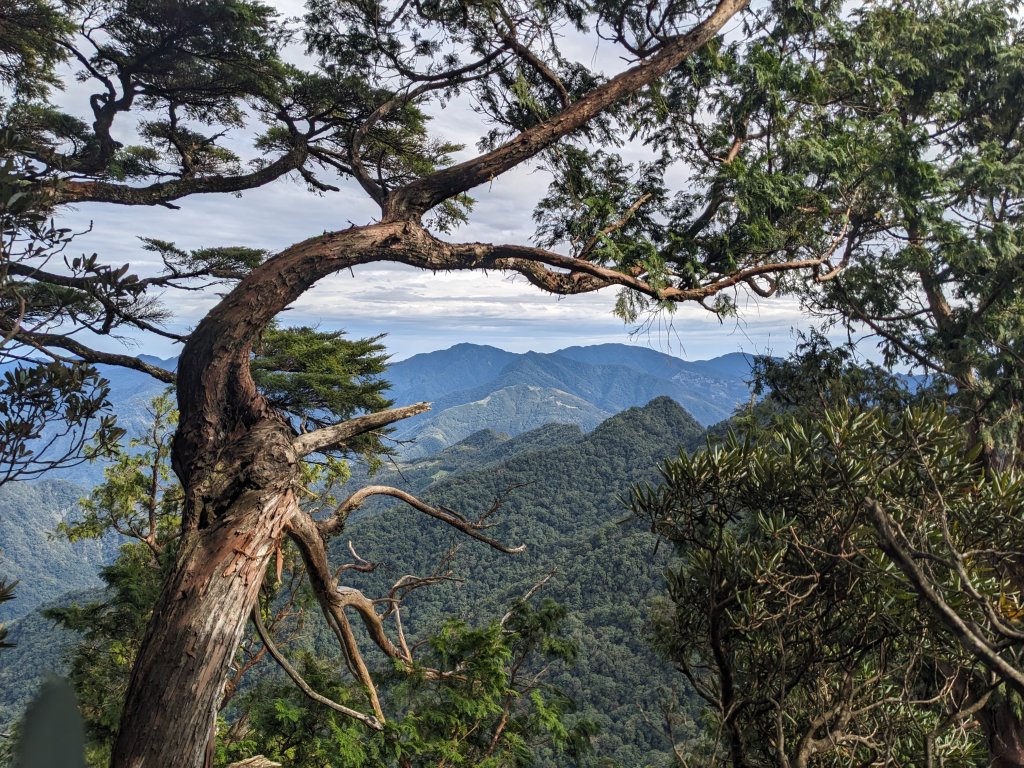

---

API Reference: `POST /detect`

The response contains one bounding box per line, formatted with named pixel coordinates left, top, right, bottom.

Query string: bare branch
left=55, top=146, right=309, bottom=206
left=250, top=607, right=383, bottom=731
left=319, top=484, right=526, bottom=554
left=500, top=571, right=555, bottom=626
left=292, top=402, right=430, bottom=457
left=2, top=325, right=177, bottom=383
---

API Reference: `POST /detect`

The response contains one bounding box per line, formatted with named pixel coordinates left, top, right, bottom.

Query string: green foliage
left=781, top=0, right=1024, bottom=461
left=252, top=325, right=392, bottom=447
left=383, top=605, right=585, bottom=768
left=139, top=239, right=269, bottom=276
left=224, top=600, right=589, bottom=768
left=0, top=0, right=71, bottom=99
left=735, top=330, right=945, bottom=434
left=218, top=652, right=385, bottom=768
left=634, top=405, right=1024, bottom=765
left=57, top=393, right=180, bottom=547
left=0, top=130, right=122, bottom=484
left=44, top=395, right=181, bottom=764
left=4, top=0, right=287, bottom=175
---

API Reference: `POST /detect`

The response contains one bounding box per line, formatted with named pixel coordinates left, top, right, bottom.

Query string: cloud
left=55, top=168, right=814, bottom=363
left=44, top=2, right=819, bottom=366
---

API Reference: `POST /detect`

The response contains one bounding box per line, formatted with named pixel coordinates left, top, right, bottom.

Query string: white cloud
left=43, top=2, right=819, bottom=366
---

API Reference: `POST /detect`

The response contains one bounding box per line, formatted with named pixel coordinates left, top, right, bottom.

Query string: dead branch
left=336, top=540, right=379, bottom=574
left=293, top=402, right=431, bottom=457
left=501, top=571, right=556, bottom=626
left=250, top=607, right=383, bottom=731
left=319, top=484, right=527, bottom=553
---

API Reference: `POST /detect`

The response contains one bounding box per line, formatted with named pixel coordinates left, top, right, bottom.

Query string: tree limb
left=866, top=497, right=1024, bottom=695
left=292, top=402, right=430, bottom=457
left=55, top=146, right=309, bottom=206
left=319, top=484, right=527, bottom=554
left=2, top=325, right=177, bottom=383
left=382, top=0, right=749, bottom=217
left=250, top=607, right=383, bottom=731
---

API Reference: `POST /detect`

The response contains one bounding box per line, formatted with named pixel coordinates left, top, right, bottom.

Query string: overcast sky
left=51, top=3, right=815, bottom=364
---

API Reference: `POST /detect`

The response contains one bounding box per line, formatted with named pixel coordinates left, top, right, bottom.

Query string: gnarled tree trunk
left=108, top=2, right=748, bottom=762
left=112, top=422, right=299, bottom=768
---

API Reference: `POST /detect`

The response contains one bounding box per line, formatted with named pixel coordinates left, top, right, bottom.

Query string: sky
left=49, top=3, right=817, bottom=364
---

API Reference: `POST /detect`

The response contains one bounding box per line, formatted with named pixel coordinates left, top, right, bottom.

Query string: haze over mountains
left=373, top=342, right=753, bottom=456
left=30, top=342, right=753, bottom=484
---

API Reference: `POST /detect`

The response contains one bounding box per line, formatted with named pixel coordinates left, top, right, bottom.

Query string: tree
left=787, top=0, right=1024, bottom=464
left=735, top=1, right=1024, bottom=758
left=49, top=395, right=587, bottom=767
left=222, top=598, right=591, bottom=768
left=633, top=406, right=1024, bottom=767
left=7, top=0, right=1009, bottom=764
left=0, top=129, right=124, bottom=484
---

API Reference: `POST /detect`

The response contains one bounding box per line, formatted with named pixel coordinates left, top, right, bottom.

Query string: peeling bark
left=108, top=2, right=752, bottom=763
left=112, top=425, right=299, bottom=768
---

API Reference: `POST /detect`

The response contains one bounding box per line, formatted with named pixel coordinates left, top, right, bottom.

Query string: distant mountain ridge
left=386, top=343, right=753, bottom=455
left=9, top=342, right=754, bottom=480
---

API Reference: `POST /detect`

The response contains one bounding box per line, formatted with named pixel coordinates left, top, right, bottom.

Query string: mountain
left=555, top=343, right=755, bottom=417
left=394, top=383, right=609, bottom=458
left=386, top=343, right=753, bottom=452
left=382, top=343, right=520, bottom=406
left=338, top=397, right=707, bottom=765
left=556, top=343, right=755, bottom=381
left=0, top=480, right=121, bottom=621
left=0, top=399, right=706, bottom=766
left=5, top=343, right=750, bottom=481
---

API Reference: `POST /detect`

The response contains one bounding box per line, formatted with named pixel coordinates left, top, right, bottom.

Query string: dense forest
left=2, top=0, right=1024, bottom=766
left=1, top=397, right=706, bottom=766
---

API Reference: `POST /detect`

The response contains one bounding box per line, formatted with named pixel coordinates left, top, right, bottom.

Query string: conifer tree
left=3, top=0, right=1020, bottom=764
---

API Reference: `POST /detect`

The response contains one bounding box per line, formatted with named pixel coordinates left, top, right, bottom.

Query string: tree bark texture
left=112, top=424, right=299, bottom=768
left=982, top=699, right=1024, bottom=768
left=109, top=2, right=749, bottom=763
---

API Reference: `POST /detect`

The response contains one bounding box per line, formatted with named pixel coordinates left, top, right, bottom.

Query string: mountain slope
left=384, top=343, right=520, bottom=406
left=398, top=383, right=610, bottom=458
left=387, top=344, right=752, bottom=454
left=341, top=397, right=706, bottom=765
left=556, top=343, right=754, bottom=418
left=0, top=480, right=121, bottom=621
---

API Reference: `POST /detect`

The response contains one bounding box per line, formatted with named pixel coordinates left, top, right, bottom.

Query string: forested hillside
left=339, top=397, right=707, bottom=764
left=0, top=399, right=706, bottom=765
left=0, top=339, right=743, bottom=617
left=5, top=0, right=1021, bottom=763
left=0, top=481, right=119, bottom=621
